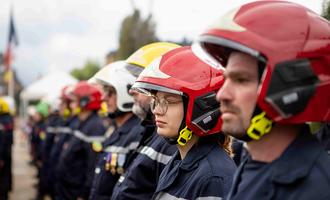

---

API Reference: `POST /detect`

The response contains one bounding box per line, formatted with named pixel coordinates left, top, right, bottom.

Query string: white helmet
left=91, top=61, right=135, bottom=112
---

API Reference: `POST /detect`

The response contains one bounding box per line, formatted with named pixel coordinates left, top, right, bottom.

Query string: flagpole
left=4, top=6, right=18, bottom=99
left=8, top=69, right=14, bottom=98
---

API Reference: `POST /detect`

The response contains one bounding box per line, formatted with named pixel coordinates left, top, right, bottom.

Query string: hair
left=199, top=133, right=233, bottom=157
left=218, top=134, right=233, bottom=157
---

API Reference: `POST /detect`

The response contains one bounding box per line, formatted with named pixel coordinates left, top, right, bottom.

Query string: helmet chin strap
left=237, top=105, right=273, bottom=142
left=236, top=62, right=273, bottom=142
left=163, top=125, right=193, bottom=146
left=108, top=109, right=127, bottom=119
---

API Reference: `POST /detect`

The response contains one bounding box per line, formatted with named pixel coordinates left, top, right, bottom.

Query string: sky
left=0, top=0, right=324, bottom=86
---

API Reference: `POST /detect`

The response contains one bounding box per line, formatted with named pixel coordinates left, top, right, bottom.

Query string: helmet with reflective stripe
left=196, top=1, right=330, bottom=124
left=72, top=81, right=102, bottom=110
left=61, top=85, right=75, bottom=102
left=0, top=97, right=10, bottom=114
left=127, top=42, right=181, bottom=68
left=125, top=42, right=181, bottom=77
left=91, top=61, right=135, bottom=112
left=132, top=46, right=225, bottom=136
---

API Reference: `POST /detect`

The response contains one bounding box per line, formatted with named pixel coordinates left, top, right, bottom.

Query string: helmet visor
left=132, top=82, right=183, bottom=96
left=197, top=35, right=266, bottom=67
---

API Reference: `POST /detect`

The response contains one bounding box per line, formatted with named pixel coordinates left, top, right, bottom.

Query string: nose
left=101, top=93, right=108, bottom=101
left=216, top=80, right=233, bottom=103
left=129, top=89, right=137, bottom=96
left=151, top=102, right=163, bottom=116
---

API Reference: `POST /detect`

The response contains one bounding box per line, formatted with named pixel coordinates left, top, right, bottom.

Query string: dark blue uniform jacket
left=51, top=116, right=79, bottom=189
left=227, top=128, right=330, bottom=200
left=111, top=121, right=177, bottom=200
left=55, top=112, right=106, bottom=200
left=153, top=135, right=236, bottom=200
left=89, top=115, right=141, bottom=200
left=0, top=113, right=14, bottom=196
left=316, top=123, right=330, bottom=153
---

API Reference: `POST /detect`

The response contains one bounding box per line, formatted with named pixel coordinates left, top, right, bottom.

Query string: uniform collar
left=271, top=127, right=323, bottom=184
left=180, top=137, right=218, bottom=170
left=155, top=136, right=219, bottom=193
left=116, top=115, right=140, bottom=135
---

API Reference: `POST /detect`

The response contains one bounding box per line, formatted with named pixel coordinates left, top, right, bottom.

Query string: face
left=102, top=85, right=118, bottom=113
left=151, top=91, right=184, bottom=139
left=32, top=112, right=42, bottom=122
left=70, top=99, right=80, bottom=114
left=216, top=52, right=259, bottom=138
left=130, top=89, right=151, bottom=119
left=59, top=101, right=69, bottom=116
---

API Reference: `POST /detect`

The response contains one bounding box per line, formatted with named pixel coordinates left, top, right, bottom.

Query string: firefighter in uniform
left=0, top=98, right=14, bottom=200
left=132, top=46, right=236, bottom=200
left=196, top=1, right=330, bottom=199
left=88, top=61, right=141, bottom=200
left=51, top=85, right=80, bottom=198
left=55, top=81, right=106, bottom=200
left=111, top=42, right=179, bottom=200
left=40, top=99, right=63, bottom=199
left=33, top=101, right=50, bottom=200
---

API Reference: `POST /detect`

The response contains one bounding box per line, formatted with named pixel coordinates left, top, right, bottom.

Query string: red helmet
left=132, top=46, right=225, bottom=137
left=60, top=85, right=75, bottom=102
left=72, top=81, right=102, bottom=110
left=196, top=1, right=330, bottom=124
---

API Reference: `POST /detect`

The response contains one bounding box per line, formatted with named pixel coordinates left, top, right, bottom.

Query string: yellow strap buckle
left=39, top=131, right=46, bottom=140
left=177, top=126, right=192, bottom=146
left=92, top=142, right=103, bottom=152
left=247, top=112, right=272, bottom=140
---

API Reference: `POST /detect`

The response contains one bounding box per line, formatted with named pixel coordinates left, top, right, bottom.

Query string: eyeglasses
left=150, top=96, right=182, bottom=115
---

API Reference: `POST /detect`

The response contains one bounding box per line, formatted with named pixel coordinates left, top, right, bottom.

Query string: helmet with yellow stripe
left=0, top=97, right=10, bottom=114
left=125, top=42, right=181, bottom=77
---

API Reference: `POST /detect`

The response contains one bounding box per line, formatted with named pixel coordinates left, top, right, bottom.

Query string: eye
left=165, top=98, right=182, bottom=104
left=233, top=76, right=249, bottom=84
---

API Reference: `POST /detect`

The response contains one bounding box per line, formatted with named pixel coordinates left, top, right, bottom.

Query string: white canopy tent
left=20, top=71, right=78, bottom=118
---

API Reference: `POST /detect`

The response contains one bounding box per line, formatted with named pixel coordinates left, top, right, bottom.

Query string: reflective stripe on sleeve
left=156, top=192, right=222, bottom=200
left=46, top=126, right=72, bottom=134
left=57, top=127, right=72, bottom=134
left=46, top=127, right=56, bottom=133
left=138, top=146, right=172, bottom=165
left=104, top=142, right=139, bottom=154
left=73, top=130, right=106, bottom=143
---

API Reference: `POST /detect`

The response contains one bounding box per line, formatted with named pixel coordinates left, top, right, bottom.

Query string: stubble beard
left=132, top=103, right=148, bottom=120
left=222, top=116, right=247, bottom=139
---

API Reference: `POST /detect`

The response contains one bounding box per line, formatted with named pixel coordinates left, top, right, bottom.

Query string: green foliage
left=70, top=60, right=100, bottom=81
left=322, top=0, right=330, bottom=20
left=116, top=9, right=158, bottom=60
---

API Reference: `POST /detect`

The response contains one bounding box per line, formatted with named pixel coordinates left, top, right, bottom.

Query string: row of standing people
left=26, top=42, right=182, bottom=200
left=0, top=98, right=14, bottom=200
left=24, top=1, right=330, bottom=199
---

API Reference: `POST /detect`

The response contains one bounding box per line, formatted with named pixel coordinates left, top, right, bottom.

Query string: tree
left=70, top=60, right=100, bottom=81
left=322, top=0, right=330, bottom=20
left=116, top=9, right=158, bottom=60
